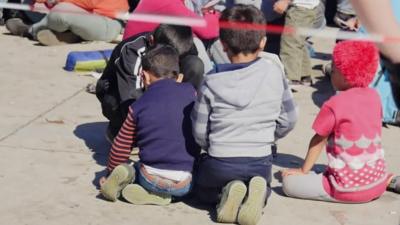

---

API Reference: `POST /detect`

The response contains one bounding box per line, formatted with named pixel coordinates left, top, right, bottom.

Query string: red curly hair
left=333, top=40, right=379, bottom=88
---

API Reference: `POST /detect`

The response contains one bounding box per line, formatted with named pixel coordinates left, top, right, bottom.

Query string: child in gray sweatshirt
left=191, top=4, right=298, bottom=225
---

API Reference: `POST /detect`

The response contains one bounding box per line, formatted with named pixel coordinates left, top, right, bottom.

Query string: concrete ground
left=0, top=26, right=399, bottom=225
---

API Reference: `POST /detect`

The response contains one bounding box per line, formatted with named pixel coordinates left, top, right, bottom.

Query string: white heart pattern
left=328, top=154, right=346, bottom=169
left=347, top=158, right=365, bottom=170
left=355, top=135, right=372, bottom=149
left=335, top=135, right=353, bottom=150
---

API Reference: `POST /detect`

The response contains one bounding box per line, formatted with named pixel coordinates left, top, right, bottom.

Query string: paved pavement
left=0, top=26, right=399, bottom=225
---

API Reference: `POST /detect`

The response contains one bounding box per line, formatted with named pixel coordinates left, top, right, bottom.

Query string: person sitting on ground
left=99, top=44, right=200, bottom=205
left=191, top=5, right=297, bottom=225
left=5, top=0, right=128, bottom=46
left=282, top=41, right=400, bottom=203
left=96, top=24, right=205, bottom=142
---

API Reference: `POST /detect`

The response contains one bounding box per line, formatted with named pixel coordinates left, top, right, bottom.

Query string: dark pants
left=264, top=16, right=285, bottom=56
left=194, top=154, right=272, bottom=204
left=97, top=54, right=204, bottom=137
left=3, top=0, right=45, bottom=23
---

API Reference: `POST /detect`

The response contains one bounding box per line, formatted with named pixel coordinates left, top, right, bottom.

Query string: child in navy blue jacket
left=100, top=44, right=199, bottom=205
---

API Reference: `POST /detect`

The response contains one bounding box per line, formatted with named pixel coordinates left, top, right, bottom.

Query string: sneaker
left=5, top=18, right=29, bottom=36
left=36, top=29, right=81, bottom=46
left=122, top=184, right=172, bottom=205
left=100, top=164, right=135, bottom=202
left=237, top=177, right=267, bottom=225
left=300, top=76, right=313, bottom=86
left=288, top=79, right=302, bottom=86
left=388, top=176, right=400, bottom=194
left=216, top=180, right=247, bottom=223
left=288, top=76, right=313, bottom=87
left=323, top=63, right=332, bottom=78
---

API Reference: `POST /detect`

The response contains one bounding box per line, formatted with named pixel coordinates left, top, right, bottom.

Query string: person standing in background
left=274, top=0, right=321, bottom=85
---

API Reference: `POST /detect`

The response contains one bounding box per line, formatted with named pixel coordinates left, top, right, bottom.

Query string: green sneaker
left=122, top=184, right=172, bottom=205
left=100, top=164, right=135, bottom=202
left=216, top=180, right=247, bottom=223
left=238, top=177, right=266, bottom=225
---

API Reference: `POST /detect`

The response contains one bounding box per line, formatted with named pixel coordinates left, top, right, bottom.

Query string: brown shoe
left=5, top=18, right=30, bottom=36
left=36, top=29, right=81, bottom=46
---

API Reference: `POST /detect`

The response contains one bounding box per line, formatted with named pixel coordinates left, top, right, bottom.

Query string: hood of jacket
left=204, top=54, right=281, bottom=108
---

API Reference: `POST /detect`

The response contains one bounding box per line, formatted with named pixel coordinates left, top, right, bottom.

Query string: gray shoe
left=216, top=180, right=247, bottom=223
left=238, top=177, right=267, bottom=225
left=100, top=164, right=135, bottom=202
left=5, top=18, right=29, bottom=36
left=388, top=176, right=400, bottom=194
left=36, top=29, right=81, bottom=46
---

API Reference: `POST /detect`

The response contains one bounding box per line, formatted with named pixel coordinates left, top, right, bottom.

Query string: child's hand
left=346, top=17, right=360, bottom=31
left=273, top=0, right=290, bottom=14
left=99, top=176, right=107, bottom=187
left=281, top=168, right=305, bottom=177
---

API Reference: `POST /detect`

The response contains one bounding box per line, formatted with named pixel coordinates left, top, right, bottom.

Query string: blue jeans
left=134, top=163, right=192, bottom=197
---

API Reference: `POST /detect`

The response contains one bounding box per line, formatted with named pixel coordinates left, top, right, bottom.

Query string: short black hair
left=220, top=4, right=266, bottom=55
left=141, top=44, right=180, bottom=79
left=153, top=24, right=194, bottom=56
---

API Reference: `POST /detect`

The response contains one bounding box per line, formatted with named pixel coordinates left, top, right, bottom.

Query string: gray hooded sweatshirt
left=191, top=53, right=298, bottom=158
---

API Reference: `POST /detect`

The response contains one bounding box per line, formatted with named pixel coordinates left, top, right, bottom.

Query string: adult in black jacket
left=96, top=24, right=204, bottom=141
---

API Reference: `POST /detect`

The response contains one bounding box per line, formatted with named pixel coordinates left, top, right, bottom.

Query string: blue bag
left=64, top=50, right=113, bottom=72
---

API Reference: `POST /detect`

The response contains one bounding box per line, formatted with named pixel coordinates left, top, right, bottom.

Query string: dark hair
left=153, top=24, right=194, bottom=56
left=141, top=44, right=180, bottom=79
left=220, top=4, right=266, bottom=55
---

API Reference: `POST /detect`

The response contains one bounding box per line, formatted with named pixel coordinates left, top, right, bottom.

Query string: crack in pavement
left=0, top=87, right=85, bottom=143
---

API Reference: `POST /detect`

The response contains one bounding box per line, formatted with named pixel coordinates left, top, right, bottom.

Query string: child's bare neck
left=230, top=52, right=259, bottom=64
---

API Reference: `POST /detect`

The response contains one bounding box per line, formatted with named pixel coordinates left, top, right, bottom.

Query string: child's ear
left=176, top=73, right=184, bottom=83
left=149, top=35, right=155, bottom=46
left=221, top=41, right=229, bottom=53
left=142, top=70, right=152, bottom=87
left=259, top=36, right=267, bottom=50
